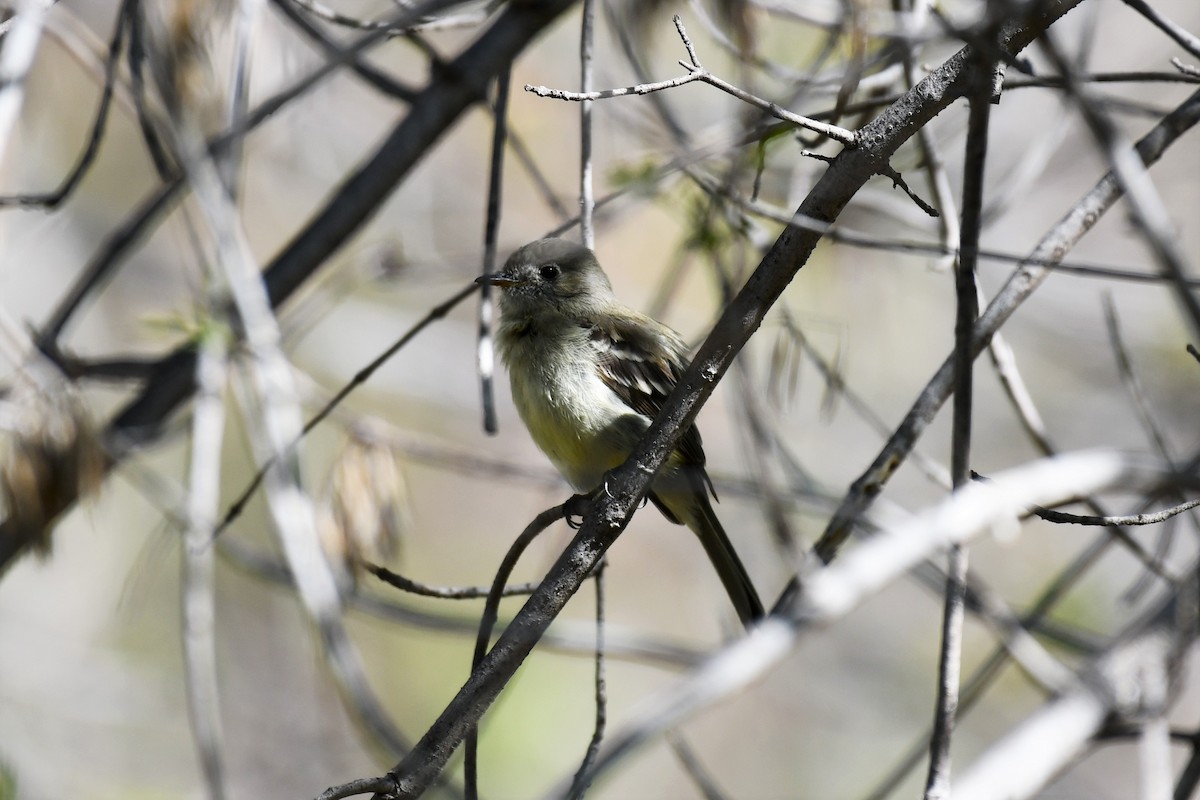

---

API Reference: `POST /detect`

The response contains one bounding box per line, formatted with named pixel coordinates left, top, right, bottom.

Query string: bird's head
left=477, top=238, right=615, bottom=318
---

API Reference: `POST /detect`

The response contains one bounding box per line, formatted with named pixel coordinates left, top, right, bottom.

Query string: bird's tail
left=685, top=489, right=765, bottom=628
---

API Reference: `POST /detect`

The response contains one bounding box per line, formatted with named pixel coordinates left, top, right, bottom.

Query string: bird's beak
left=476, top=272, right=519, bottom=287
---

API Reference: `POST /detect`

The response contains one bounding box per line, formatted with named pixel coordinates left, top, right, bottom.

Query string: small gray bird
left=478, top=238, right=764, bottom=627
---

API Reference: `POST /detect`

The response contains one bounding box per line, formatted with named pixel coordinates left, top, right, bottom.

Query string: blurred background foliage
left=0, top=0, right=1198, bottom=798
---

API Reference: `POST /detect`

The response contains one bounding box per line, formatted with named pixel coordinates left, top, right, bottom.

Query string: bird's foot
left=563, top=492, right=591, bottom=528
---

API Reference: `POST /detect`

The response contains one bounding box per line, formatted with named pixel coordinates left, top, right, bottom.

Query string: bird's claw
left=563, top=492, right=590, bottom=528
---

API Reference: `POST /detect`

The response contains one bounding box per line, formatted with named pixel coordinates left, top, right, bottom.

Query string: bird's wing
left=587, top=313, right=711, bottom=483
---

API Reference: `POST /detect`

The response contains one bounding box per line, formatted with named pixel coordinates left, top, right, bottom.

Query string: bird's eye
left=539, top=264, right=560, bottom=281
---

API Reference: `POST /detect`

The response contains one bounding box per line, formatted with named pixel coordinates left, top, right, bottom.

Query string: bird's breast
left=500, top=325, right=645, bottom=491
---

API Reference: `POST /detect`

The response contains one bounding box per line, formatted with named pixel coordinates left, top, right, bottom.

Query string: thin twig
left=218, top=536, right=705, bottom=669
left=691, top=66, right=859, bottom=145
left=222, top=0, right=262, bottom=196
left=526, top=16, right=858, bottom=146
left=667, top=732, right=730, bottom=800
left=1175, top=58, right=1200, bottom=79
left=0, top=0, right=130, bottom=208
left=898, top=0, right=958, bottom=272
left=1033, top=500, right=1200, bottom=527
left=464, top=504, right=567, bottom=800
left=1101, top=294, right=1198, bottom=596
left=879, top=163, right=940, bottom=217
left=526, top=68, right=707, bottom=101
left=578, top=0, right=596, bottom=248
left=970, top=466, right=1176, bottom=581
left=367, top=563, right=540, bottom=599
left=925, top=38, right=995, bottom=800
left=317, top=776, right=399, bottom=800
left=126, top=3, right=174, bottom=177
left=1005, top=70, right=1200, bottom=87
left=686, top=165, right=1200, bottom=290
left=569, top=557, right=607, bottom=799
left=674, top=13, right=702, bottom=68
left=478, top=66, right=510, bottom=435
left=731, top=196, right=1200, bottom=286
left=182, top=330, right=229, bottom=800
left=1038, top=30, right=1200, bottom=343
left=1118, top=0, right=1200, bottom=59
left=987, top=326, right=1054, bottom=454
left=214, top=284, right=477, bottom=537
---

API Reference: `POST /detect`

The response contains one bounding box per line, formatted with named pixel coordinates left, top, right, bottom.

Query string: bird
left=477, top=238, right=764, bottom=627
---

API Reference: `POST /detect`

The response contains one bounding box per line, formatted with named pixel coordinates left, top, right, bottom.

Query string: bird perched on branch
left=478, top=238, right=763, bottom=627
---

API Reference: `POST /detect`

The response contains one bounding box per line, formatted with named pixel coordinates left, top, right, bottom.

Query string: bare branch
left=815, top=85, right=1200, bottom=562
left=182, top=330, right=229, bottom=800
left=465, top=504, right=565, bottom=798
left=0, top=0, right=128, bottom=208
left=316, top=775, right=398, bottom=800
left=366, top=564, right=540, bottom=599
left=526, top=16, right=858, bottom=145
left=578, top=0, right=596, bottom=248
left=1034, top=500, right=1200, bottom=527
left=1038, top=30, right=1200, bottom=343
left=478, top=65, right=511, bottom=436
left=1118, top=0, right=1200, bottom=59
left=218, top=536, right=705, bottom=668
left=569, top=558, right=608, bottom=800
left=525, top=68, right=706, bottom=100
left=925, top=34, right=997, bottom=798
